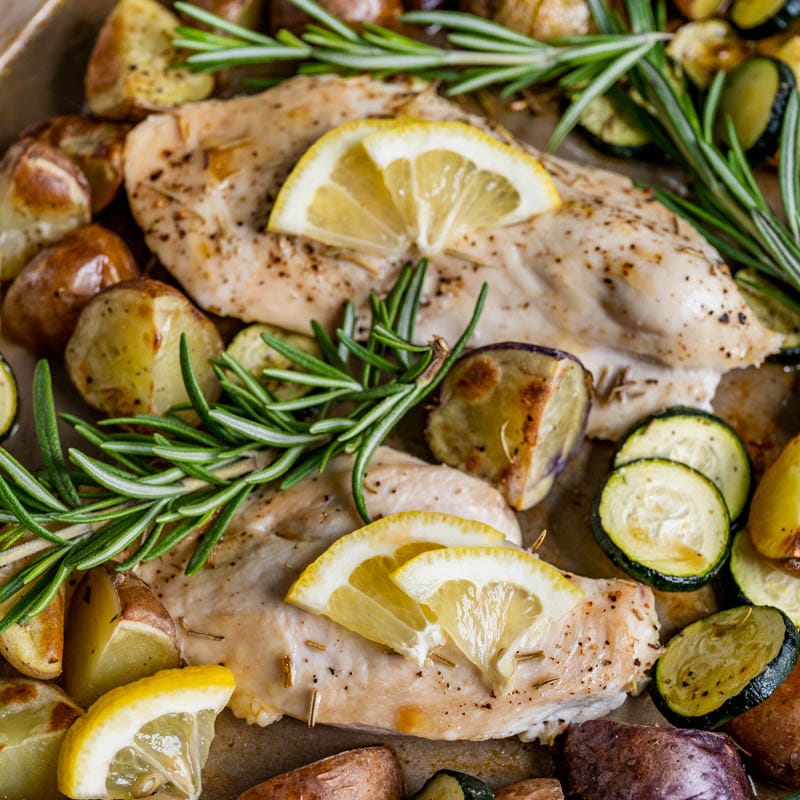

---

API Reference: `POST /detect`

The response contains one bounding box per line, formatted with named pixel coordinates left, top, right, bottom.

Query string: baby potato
left=270, top=0, right=402, bottom=32
left=459, top=0, right=592, bottom=40
left=85, top=0, right=214, bottom=120
left=180, top=0, right=264, bottom=29
left=65, top=279, right=223, bottom=417
left=2, top=224, right=140, bottom=356
left=0, top=139, right=91, bottom=280
left=23, top=115, right=131, bottom=213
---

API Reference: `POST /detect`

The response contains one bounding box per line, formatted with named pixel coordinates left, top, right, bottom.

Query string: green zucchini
left=652, top=605, right=800, bottom=728
left=592, top=458, right=730, bottom=591
left=735, top=268, right=800, bottom=364
left=729, top=0, right=800, bottom=38
left=0, top=354, right=18, bottom=442
left=574, top=93, right=658, bottom=160
left=412, top=770, right=493, bottom=800
left=614, top=407, right=753, bottom=529
left=716, top=56, right=796, bottom=165
left=729, top=529, right=800, bottom=626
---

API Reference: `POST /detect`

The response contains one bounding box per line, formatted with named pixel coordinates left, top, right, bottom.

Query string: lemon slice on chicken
left=268, top=119, right=561, bottom=256
left=285, top=511, right=508, bottom=664
left=392, top=547, right=583, bottom=692
left=57, top=665, right=235, bottom=800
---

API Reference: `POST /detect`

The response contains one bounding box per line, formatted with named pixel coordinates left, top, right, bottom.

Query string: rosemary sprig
left=0, top=261, right=486, bottom=631
left=173, top=0, right=665, bottom=102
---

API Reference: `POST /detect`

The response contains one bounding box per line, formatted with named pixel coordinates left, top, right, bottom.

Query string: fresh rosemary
left=0, top=261, right=486, bottom=631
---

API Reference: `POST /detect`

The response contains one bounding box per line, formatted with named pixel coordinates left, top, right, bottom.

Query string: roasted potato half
left=494, top=779, right=564, bottom=800
left=181, top=0, right=264, bottom=29
left=85, top=0, right=214, bottom=120
left=0, top=589, right=65, bottom=680
left=2, top=224, right=140, bottom=356
left=237, top=746, right=403, bottom=799
left=426, top=343, right=592, bottom=510
left=459, top=0, right=592, bottom=40
left=64, top=565, right=181, bottom=708
left=270, top=0, right=403, bottom=32
left=23, top=115, right=131, bottom=213
left=562, top=719, right=750, bottom=800
left=65, top=279, right=223, bottom=418
left=0, top=139, right=91, bottom=280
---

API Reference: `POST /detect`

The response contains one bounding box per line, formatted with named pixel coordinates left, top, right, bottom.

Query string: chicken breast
left=124, top=75, right=780, bottom=438
left=136, top=446, right=660, bottom=743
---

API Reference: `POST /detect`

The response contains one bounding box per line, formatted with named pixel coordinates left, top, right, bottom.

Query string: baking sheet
left=0, top=4, right=798, bottom=797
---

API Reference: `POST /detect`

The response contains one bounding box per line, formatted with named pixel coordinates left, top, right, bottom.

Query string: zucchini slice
left=592, top=458, right=730, bottom=591
left=730, top=529, right=800, bottom=625
left=729, top=0, right=800, bottom=38
left=0, top=354, right=18, bottom=442
left=412, top=770, right=493, bottom=800
left=652, top=605, right=800, bottom=728
left=614, top=407, right=752, bottom=529
left=735, top=268, right=800, bottom=364
left=574, top=94, right=658, bottom=160
left=716, top=56, right=796, bottom=164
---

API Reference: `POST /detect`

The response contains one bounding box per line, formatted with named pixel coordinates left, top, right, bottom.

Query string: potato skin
left=562, top=720, right=749, bottom=800
left=270, top=0, right=402, bottom=32
left=237, top=746, right=403, bottom=800
left=494, top=778, right=564, bottom=799
left=726, top=659, right=800, bottom=788
left=0, top=139, right=91, bottom=280
left=180, top=0, right=264, bottom=29
left=23, top=116, right=130, bottom=213
left=65, top=278, right=223, bottom=417
left=459, top=0, right=592, bottom=40
left=2, top=224, right=140, bottom=356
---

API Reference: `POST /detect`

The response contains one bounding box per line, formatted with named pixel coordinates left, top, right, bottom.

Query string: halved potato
left=270, top=0, right=402, bottom=32
left=182, top=0, right=264, bottom=29
left=64, top=565, right=181, bottom=708
left=2, top=224, right=140, bottom=356
left=0, top=139, right=91, bottom=280
left=459, top=0, right=592, bottom=40
left=0, top=679, right=82, bottom=800
left=673, top=0, right=729, bottom=19
left=23, top=115, right=131, bottom=213
left=494, top=779, right=564, bottom=800
left=236, top=746, right=404, bottom=800
left=65, top=279, right=223, bottom=418
left=0, top=589, right=65, bottom=680
left=426, top=344, right=592, bottom=510
left=85, top=0, right=214, bottom=120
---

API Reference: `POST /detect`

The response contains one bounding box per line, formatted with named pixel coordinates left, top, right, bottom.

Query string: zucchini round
left=730, top=529, right=800, bottom=625
left=652, top=605, right=800, bottom=728
left=735, top=268, right=800, bottom=364
left=412, top=770, right=493, bottom=800
left=716, top=56, right=796, bottom=165
left=614, top=407, right=752, bottom=530
left=574, top=94, right=659, bottom=161
left=729, top=0, right=800, bottom=38
left=592, top=458, right=730, bottom=591
left=0, top=354, right=18, bottom=442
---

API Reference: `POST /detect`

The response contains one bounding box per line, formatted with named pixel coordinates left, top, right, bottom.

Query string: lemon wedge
left=57, top=665, right=235, bottom=800
left=285, top=511, right=508, bottom=664
left=0, top=679, right=82, bottom=800
left=268, top=119, right=561, bottom=256
left=392, top=547, right=584, bottom=692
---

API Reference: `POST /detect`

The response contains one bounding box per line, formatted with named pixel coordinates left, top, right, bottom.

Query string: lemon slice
left=57, top=665, right=235, bottom=800
left=0, top=679, right=82, bottom=800
left=285, top=511, right=508, bottom=663
left=268, top=118, right=409, bottom=255
left=392, top=547, right=584, bottom=692
left=268, top=119, right=561, bottom=256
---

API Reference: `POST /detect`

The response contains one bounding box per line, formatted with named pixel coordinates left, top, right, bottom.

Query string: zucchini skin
left=652, top=606, right=800, bottom=729
left=730, top=0, right=800, bottom=38
left=612, top=405, right=753, bottom=531
left=0, top=354, right=18, bottom=443
left=412, top=770, right=493, bottom=800
left=591, top=458, right=730, bottom=592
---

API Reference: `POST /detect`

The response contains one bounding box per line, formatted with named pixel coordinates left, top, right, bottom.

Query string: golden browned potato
left=673, top=0, right=729, bottom=19
left=64, top=565, right=181, bottom=708
left=180, top=0, right=264, bottom=29
left=65, top=278, right=223, bottom=418
left=0, top=139, right=91, bottom=280
left=85, top=0, right=214, bottom=121
left=236, top=747, right=404, bottom=800
left=2, top=224, right=140, bottom=356
left=22, top=116, right=131, bottom=213
left=0, top=589, right=65, bottom=680
left=270, top=0, right=403, bottom=32
left=726, top=659, right=800, bottom=789
left=494, top=779, right=564, bottom=800
left=459, top=0, right=592, bottom=40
